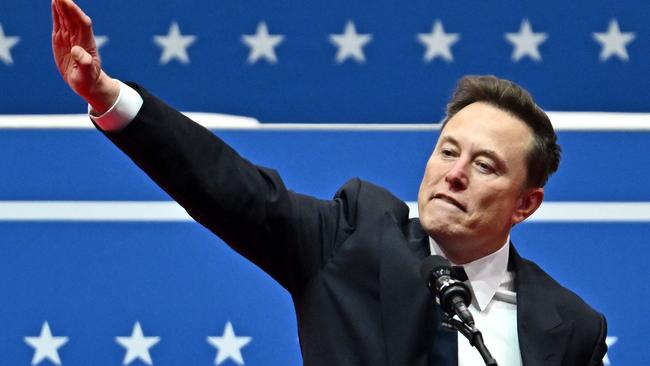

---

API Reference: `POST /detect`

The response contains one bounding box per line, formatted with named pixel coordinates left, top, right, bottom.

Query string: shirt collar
left=428, top=236, right=511, bottom=312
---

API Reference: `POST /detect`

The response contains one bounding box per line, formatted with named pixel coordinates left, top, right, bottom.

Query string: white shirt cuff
left=88, top=80, right=144, bottom=132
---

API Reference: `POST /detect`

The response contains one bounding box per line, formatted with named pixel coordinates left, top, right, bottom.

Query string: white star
left=329, top=21, right=373, bottom=64
left=153, top=22, right=197, bottom=65
left=24, top=322, right=69, bottom=365
left=417, top=21, right=460, bottom=62
left=115, top=321, right=161, bottom=365
left=0, top=23, right=20, bottom=66
left=207, top=321, right=252, bottom=365
left=593, top=19, right=635, bottom=61
left=94, top=35, right=108, bottom=50
left=241, top=22, right=284, bottom=64
left=603, top=336, right=618, bottom=365
left=505, top=19, right=548, bottom=62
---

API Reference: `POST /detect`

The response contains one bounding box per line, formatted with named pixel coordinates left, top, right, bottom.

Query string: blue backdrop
left=1, top=0, right=649, bottom=365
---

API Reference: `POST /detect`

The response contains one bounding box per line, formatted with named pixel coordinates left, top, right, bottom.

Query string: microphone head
left=420, top=255, right=474, bottom=322
left=419, top=255, right=452, bottom=284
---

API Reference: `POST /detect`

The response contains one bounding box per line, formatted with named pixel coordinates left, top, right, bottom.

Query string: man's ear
left=512, top=187, right=544, bottom=225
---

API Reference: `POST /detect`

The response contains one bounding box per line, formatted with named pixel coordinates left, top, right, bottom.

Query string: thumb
left=71, top=45, right=93, bottom=67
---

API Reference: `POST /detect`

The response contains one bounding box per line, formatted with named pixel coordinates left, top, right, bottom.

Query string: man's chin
left=420, top=216, right=458, bottom=238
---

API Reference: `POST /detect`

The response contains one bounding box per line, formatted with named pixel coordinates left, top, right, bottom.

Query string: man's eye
left=475, top=161, right=495, bottom=173
left=441, top=149, right=455, bottom=157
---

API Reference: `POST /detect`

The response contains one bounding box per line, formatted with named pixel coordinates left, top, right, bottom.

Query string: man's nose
left=444, top=159, right=469, bottom=191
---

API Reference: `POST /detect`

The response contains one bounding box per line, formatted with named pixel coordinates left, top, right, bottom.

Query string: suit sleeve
left=587, top=314, right=608, bottom=366
left=100, top=82, right=357, bottom=294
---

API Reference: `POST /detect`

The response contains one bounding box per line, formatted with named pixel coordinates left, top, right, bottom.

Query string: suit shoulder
left=519, top=257, right=604, bottom=322
left=333, top=178, right=410, bottom=225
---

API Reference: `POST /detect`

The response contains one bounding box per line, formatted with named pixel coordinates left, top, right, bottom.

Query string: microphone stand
left=441, top=314, right=498, bottom=366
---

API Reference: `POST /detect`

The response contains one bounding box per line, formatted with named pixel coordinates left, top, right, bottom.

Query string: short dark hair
left=442, top=75, right=561, bottom=188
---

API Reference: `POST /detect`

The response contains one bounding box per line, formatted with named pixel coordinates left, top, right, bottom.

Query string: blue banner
left=1, top=0, right=648, bottom=365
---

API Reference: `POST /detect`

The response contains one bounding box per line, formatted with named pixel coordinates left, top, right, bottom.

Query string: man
left=51, top=0, right=607, bottom=364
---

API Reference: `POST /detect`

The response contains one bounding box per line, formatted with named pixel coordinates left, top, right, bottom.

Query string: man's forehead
left=444, top=102, right=527, bottom=125
left=439, top=103, right=533, bottom=143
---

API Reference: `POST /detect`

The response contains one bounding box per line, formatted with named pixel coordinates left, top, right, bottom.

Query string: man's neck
left=432, top=234, right=510, bottom=265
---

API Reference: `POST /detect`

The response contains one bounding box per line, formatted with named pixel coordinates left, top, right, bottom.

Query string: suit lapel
left=379, top=212, right=433, bottom=366
left=380, top=216, right=579, bottom=366
left=511, top=246, right=574, bottom=366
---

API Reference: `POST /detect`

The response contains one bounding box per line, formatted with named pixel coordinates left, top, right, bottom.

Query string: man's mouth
left=432, top=193, right=467, bottom=212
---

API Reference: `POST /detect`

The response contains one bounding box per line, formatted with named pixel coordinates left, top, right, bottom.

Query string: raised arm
left=51, top=0, right=118, bottom=114
left=49, top=0, right=356, bottom=294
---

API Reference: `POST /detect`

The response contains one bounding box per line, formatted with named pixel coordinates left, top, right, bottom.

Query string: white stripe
left=529, top=202, right=650, bottom=222
left=406, top=201, right=650, bottom=222
left=0, top=201, right=191, bottom=221
left=0, top=113, right=260, bottom=129
left=0, top=201, right=648, bottom=222
left=546, top=112, right=650, bottom=131
left=0, top=112, right=648, bottom=131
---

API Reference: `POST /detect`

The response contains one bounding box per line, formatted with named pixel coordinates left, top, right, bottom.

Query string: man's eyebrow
left=478, top=149, right=504, bottom=162
left=439, top=135, right=459, bottom=146
left=476, top=149, right=508, bottom=172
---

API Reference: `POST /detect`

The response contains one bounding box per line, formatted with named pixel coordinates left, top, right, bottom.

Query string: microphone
left=419, top=255, right=475, bottom=327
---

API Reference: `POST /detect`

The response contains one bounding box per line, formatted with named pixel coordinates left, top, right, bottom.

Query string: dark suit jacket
left=103, top=83, right=607, bottom=366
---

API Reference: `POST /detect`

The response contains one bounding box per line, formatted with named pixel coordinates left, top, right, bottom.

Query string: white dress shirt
left=430, top=238, right=523, bottom=366
left=89, top=80, right=142, bottom=131
left=93, top=81, right=523, bottom=365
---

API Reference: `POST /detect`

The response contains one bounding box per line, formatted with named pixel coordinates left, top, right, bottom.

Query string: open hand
left=52, top=0, right=118, bottom=113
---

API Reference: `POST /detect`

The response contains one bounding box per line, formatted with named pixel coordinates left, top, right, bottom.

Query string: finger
left=53, top=0, right=70, bottom=47
left=52, top=0, right=60, bottom=34
left=61, top=0, right=95, bottom=45
left=61, top=0, right=88, bottom=30
left=66, top=0, right=91, bottom=21
left=58, top=0, right=80, bottom=35
left=76, top=11, right=95, bottom=44
left=56, top=0, right=72, bottom=34
left=71, top=45, right=93, bottom=66
left=53, top=0, right=65, bottom=32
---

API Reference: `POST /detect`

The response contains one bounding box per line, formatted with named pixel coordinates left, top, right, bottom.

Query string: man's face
left=418, top=102, right=542, bottom=262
